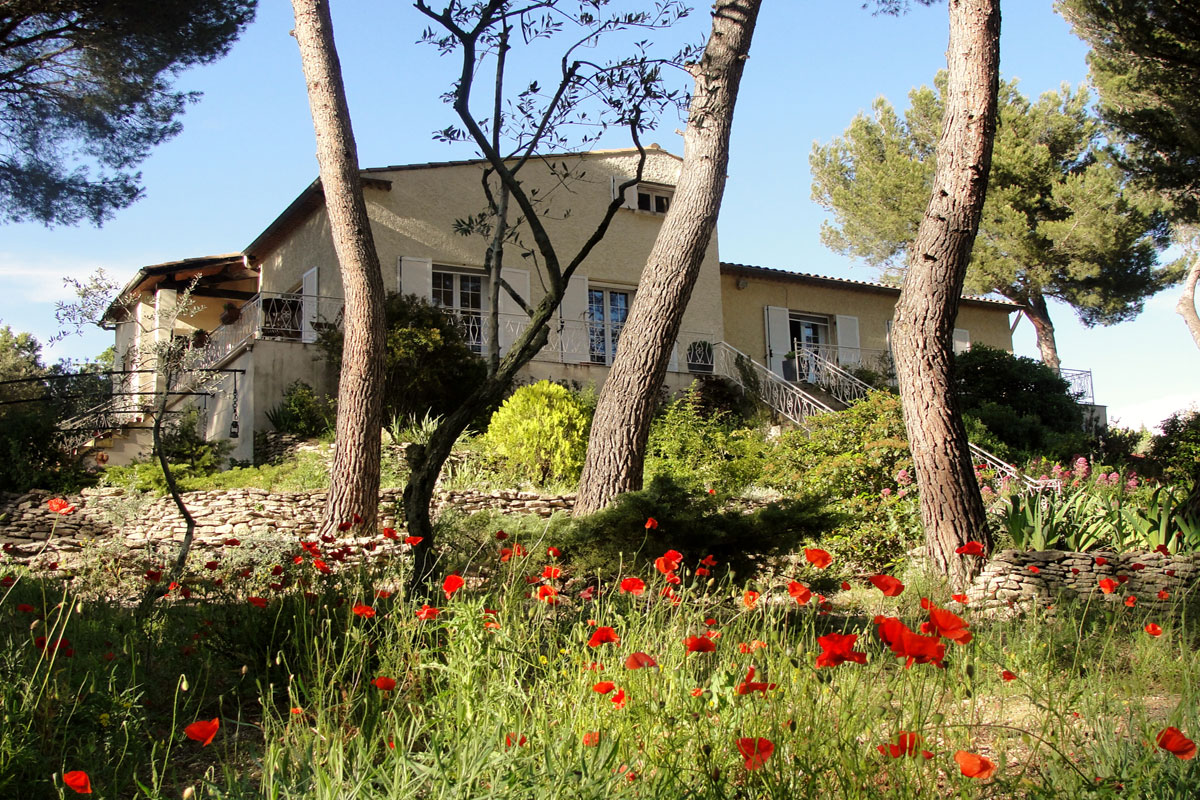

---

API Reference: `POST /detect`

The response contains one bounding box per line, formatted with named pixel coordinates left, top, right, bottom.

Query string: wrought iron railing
left=1057, top=367, right=1094, bottom=404
left=712, top=342, right=834, bottom=429
left=191, top=293, right=345, bottom=369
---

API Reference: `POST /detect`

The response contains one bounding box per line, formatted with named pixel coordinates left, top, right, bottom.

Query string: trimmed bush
left=483, top=381, right=590, bottom=485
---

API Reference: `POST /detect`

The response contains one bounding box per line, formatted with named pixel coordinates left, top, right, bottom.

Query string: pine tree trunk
left=1024, top=293, right=1061, bottom=372
left=292, top=0, right=386, bottom=535
left=1177, top=253, right=1200, bottom=351
left=574, top=0, right=762, bottom=516
left=891, top=0, right=1000, bottom=590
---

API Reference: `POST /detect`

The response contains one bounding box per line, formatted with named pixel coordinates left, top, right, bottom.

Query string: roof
left=719, top=262, right=1020, bottom=310
left=244, top=146, right=678, bottom=263
left=102, top=253, right=253, bottom=324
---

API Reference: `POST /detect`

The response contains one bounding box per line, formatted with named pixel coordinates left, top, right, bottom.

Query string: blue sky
left=1, top=1, right=1195, bottom=430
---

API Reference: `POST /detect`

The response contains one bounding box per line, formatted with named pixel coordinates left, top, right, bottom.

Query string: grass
left=2, top=511, right=1198, bottom=799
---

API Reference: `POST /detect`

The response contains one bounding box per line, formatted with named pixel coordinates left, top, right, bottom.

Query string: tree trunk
left=291, top=0, right=386, bottom=536
left=574, top=0, right=762, bottom=516
left=1024, top=292, right=1061, bottom=372
left=891, top=0, right=1000, bottom=590
left=1177, top=252, right=1200, bottom=351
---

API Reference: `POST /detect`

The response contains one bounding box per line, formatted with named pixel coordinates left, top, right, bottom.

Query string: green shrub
left=1149, top=408, right=1200, bottom=488
left=549, top=474, right=836, bottom=581
left=952, top=344, right=1088, bottom=460
left=483, top=380, right=590, bottom=485
left=762, top=391, right=912, bottom=500
left=644, top=385, right=766, bottom=496
left=318, top=292, right=486, bottom=422
left=265, top=380, right=336, bottom=438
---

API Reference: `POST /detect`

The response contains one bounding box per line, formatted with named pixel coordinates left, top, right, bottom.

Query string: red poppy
left=869, top=574, right=905, bottom=597
left=442, top=574, right=465, bottom=599
left=381, top=527, right=398, bottom=539
left=337, top=521, right=352, bottom=532
left=1156, top=726, right=1196, bottom=759
left=737, top=737, right=774, bottom=770
left=224, top=538, right=241, bottom=546
left=538, top=564, right=561, bottom=581
left=1094, top=557, right=1108, bottom=566
left=1158, top=590, right=1170, bottom=600
left=645, top=517, right=658, bottom=530
left=610, top=688, right=627, bottom=709
left=619, top=577, right=645, bottom=595
left=895, top=628, right=946, bottom=669
left=1155, top=543, right=1171, bottom=555
left=1098, top=578, right=1118, bottom=594
left=1125, top=595, right=1137, bottom=607
left=787, top=581, right=812, bottom=605
left=625, top=652, right=657, bottom=669
left=684, top=635, right=716, bottom=654
left=403, top=536, right=423, bottom=546
left=877, top=731, right=931, bottom=759
left=62, top=770, right=91, bottom=794
left=495, top=529, right=508, bottom=540
left=352, top=604, right=376, bottom=618
left=144, top=569, right=162, bottom=584
left=547, top=546, right=561, bottom=558
left=1001, top=669, right=1017, bottom=681
left=579, top=585, right=597, bottom=601
left=536, top=584, right=560, bottom=604
left=700, top=555, right=718, bottom=567
left=955, top=541, right=985, bottom=556
left=16, top=603, right=34, bottom=613
left=376, top=589, right=392, bottom=599
left=742, top=590, right=760, bottom=609
left=1145, top=623, right=1163, bottom=636
left=815, top=632, right=867, bottom=668
left=736, top=665, right=777, bottom=696
left=248, top=596, right=268, bottom=609
left=654, top=550, right=682, bottom=574
left=952, top=593, right=969, bottom=604
left=1028, top=566, right=1040, bottom=574
left=691, top=687, right=704, bottom=697
left=954, top=750, right=997, bottom=779
left=592, top=681, right=616, bottom=694
left=47, top=498, right=76, bottom=515
left=1130, top=563, right=1146, bottom=571
left=505, top=732, right=527, bottom=748
left=372, top=676, right=397, bottom=692
left=415, top=604, right=440, bottom=620
left=927, top=605, right=972, bottom=644
left=588, top=626, right=619, bottom=647
left=582, top=731, right=601, bottom=746
left=184, top=717, right=220, bottom=746
left=804, top=548, right=832, bottom=569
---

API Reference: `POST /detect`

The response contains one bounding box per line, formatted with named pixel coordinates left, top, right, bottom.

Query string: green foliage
left=1060, top=0, right=1200, bottom=221
left=550, top=474, right=836, bottom=580
left=644, top=385, right=766, bottom=496
left=265, top=380, right=336, bottom=438
left=0, top=1, right=256, bottom=226
left=482, top=381, right=590, bottom=485
left=953, top=345, right=1087, bottom=460
left=762, top=391, right=912, bottom=499
left=1149, top=409, right=1200, bottom=487
left=811, top=72, right=1173, bottom=350
left=317, top=292, right=487, bottom=423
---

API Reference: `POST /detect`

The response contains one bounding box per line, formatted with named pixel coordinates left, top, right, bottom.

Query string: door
left=587, top=287, right=630, bottom=365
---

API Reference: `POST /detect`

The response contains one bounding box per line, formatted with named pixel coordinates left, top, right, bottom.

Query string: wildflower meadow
left=2, top=494, right=1197, bottom=799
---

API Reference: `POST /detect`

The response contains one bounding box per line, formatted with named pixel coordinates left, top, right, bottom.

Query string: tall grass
left=1, top=516, right=1197, bottom=798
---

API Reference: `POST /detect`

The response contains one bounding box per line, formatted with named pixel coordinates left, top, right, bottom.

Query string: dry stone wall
left=0, top=488, right=574, bottom=563
left=967, top=548, right=1198, bottom=610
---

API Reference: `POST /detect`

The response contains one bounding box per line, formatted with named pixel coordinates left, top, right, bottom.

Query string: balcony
left=191, top=292, right=344, bottom=369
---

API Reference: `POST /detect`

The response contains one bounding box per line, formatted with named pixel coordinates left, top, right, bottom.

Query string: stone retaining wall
left=966, top=548, right=1198, bottom=610
left=0, top=487, right=575, bottom=564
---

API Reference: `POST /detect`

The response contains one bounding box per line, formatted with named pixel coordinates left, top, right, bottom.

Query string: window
left=432, top=270, right=485, bottom=352
left=636, top=186, right=671, bottom=214
left=587, top=287, right=631, bottom=364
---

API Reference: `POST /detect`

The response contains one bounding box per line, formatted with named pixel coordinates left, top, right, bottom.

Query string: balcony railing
left=443, top=309, right=717, bottom=373
left=191, top=292, right=345, bottom=369
left=1057, top=367, right=1094, bottom=404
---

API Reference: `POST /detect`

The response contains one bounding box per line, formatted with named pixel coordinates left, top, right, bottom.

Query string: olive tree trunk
left=291, top=0, right=386, bottom=535
left=574, top=0, right=762, bottom=515
left=891, top=0, right=1000, bottom=590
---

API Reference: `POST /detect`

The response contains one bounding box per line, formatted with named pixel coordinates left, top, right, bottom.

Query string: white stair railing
left=711, top=342, right=834, bottom=428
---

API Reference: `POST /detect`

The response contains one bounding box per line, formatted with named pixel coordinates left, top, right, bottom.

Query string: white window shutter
left=301, top=267, right=318, bottom=343
left=835, top=315, right=861, bottom=365
left=611, top=176, right=636, bottom=209
left=764, top=305, right=790, bottom=374
left=498, top=267, right=530, bottom=357
left=953, top=328, right=971, bottom=354
left=399, top=256, right=433, bottom=302
left=667, top=341, right=679, bottom=373
left=560, top=274, right=590, bottom=364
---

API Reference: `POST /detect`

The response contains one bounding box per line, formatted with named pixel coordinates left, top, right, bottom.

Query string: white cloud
left=1107, top=394, right=1198, bottom=433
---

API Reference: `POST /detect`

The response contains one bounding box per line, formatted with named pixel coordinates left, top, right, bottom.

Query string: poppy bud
left=965, top=663, right=974, bottom=680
